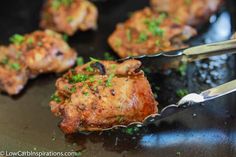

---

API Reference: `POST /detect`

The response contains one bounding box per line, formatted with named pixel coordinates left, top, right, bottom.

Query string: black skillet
left=0, top=0, right=236, bottom=157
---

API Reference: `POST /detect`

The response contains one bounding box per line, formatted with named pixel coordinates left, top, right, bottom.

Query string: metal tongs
left=107, top=79, right=236, bottom=130
left=119, top=38, right=236, bottom=68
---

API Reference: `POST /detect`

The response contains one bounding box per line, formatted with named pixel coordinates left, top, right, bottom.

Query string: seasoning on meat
left=150, top=0, right=223, bottom=27
left=108, top=8, right=197, bottom=58
left=0, top=30, right=77, bottom=95
left=49, top=59, right=158, bottom=134
left=40, top=0, right=98, bottom=35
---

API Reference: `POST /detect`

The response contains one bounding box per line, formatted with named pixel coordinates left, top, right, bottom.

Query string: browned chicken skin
left=108, top=8, right=197, bottom=58
left=0, top=46, right=29, bottom=95
left=40, top=0, right=98, bottom=35
left=50, top=59, right=158, bottom=134
left=17, top=30, right=77, bottom=76
left=150, top=0, right=223, bottom=27
left=0, top=30, right=77, bottom=95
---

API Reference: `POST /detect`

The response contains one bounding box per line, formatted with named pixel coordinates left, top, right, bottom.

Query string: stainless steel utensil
left=119, top=39, right=236, bottom=68
left=178, top=79, right=236, bottom=105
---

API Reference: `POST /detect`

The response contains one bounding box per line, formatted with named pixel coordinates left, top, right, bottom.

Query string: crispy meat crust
left=50, top=59, right=158, bottom=134
left=0, top=46, right=29, bottom=95
left=150, top=0, right=223, bottom=27
left=18, top=30, right=77, bottom=76
left=0, top=30, right=77, bottom=95
left=40, top=0, right=98, bottom=35
left=108, top=8, right=197, bottom=58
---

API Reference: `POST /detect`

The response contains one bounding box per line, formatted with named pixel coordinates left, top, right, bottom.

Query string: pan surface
left=0, top=0, right=236, bottom=156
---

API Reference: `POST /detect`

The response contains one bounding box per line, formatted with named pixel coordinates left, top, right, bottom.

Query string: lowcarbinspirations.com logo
left=0, top=150, right=79, bottom=157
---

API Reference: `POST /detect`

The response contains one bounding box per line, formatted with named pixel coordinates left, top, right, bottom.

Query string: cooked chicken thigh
left=40, top=0, right=98, bottom=35
left=0, top=30, right=77, bottom=95
left=17, top=30, right=77, bottom=76
left=108, top=8, right=197, bottom=58
left=0, top=46, right=29, bottom=95
left=50, top=59, right=158, bottom=134
left=150, top=0, right=223, bottom=27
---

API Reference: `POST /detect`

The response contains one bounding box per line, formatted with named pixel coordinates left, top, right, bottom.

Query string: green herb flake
left=10, top=63, right=20, bottom=71
left=71, top=74, right=89, bottom=83
left=27, top=37, right=34, bottom=45
left=62, top=34, right=68, bottom=41
left=114, top=38, right=122, bottom=48
left=9, top=34, right=25, bottom=45
left=0, top=57, right=9, bottom=65
left=177, top=63, right=187, bottom=76
left=37, top=42, right=43, bottom=46
left=70, top=86, right=77, bottom=93
left=76, top=57, right=84, bottom=66
left=184, top=0, right=192, bottom=5
left=111, top=64, right=116, bottom=70
left=74, top=151, right=82, bottom=157
left=104, top=52, right=115, bottom=60
left=137, top=32, right=148, bottom=43
left=89, top=76, right=95, bottom=83
left=123, top=127, right=140, bottom=135
left=86, top=65, right=94, bottom=72
left=106, top=74, right=115, bottom=87
left=176, top=88, right=188, bottom=97
left=155, top=40, right=160, bottom=46
left=83, top=91, right=89, bottom=96
left=126, top=29, right=132, bottom=42
left=51, top=93, right=62, bottom=103
left=98, top=79, right=103, bottom=85
left=144, top=14, right=166, bottom=37
left=51, top=0, right=72, bottom=10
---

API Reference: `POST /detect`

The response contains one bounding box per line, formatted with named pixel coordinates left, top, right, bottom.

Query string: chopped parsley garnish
left=144, top=13, right=166, bottom=37
left=114, top=38, right=122, bottom=48
left=104, top=52, right=115, bottom=60
left=9, top=34, right=25, bottom=45
left=83, top=91, right=89, bottom=96
left=76, top=57, right=84, bottom=66
left=176, top=88, right=188, bottom=97
left=184, top=0, right=192, bottom=5
left=27, top=37, right=34, bottom=45
left=126, top=29, right=132, bottom=42
left=71, top=74, right=89, bottom=83
left=0, top=57, right=9, bottom=65
left=177, top=63, right=187, bottom=76
left=137, top=32, right=148, bottom=43
left=51, top=94, right=62, bottom=103
left=51, top=0, right=73, bottom=10
left=37, top=42, right=43, bottom=46
left=155, top=40, right=160, bottom=46
left=89, top=76, right=95, bottom=83
left=122, top=127, right=140, bottom=135
left=86, top=65, right=94, bottom=72
left=10, top=63, right=20, bottom=71
left=111, top=64, right=116, bottom=70
left=62, top=34, right=68, bottom=41
left=70, top=86, right=77, bottom=93
left=106, top=74, right=115, bottom=87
